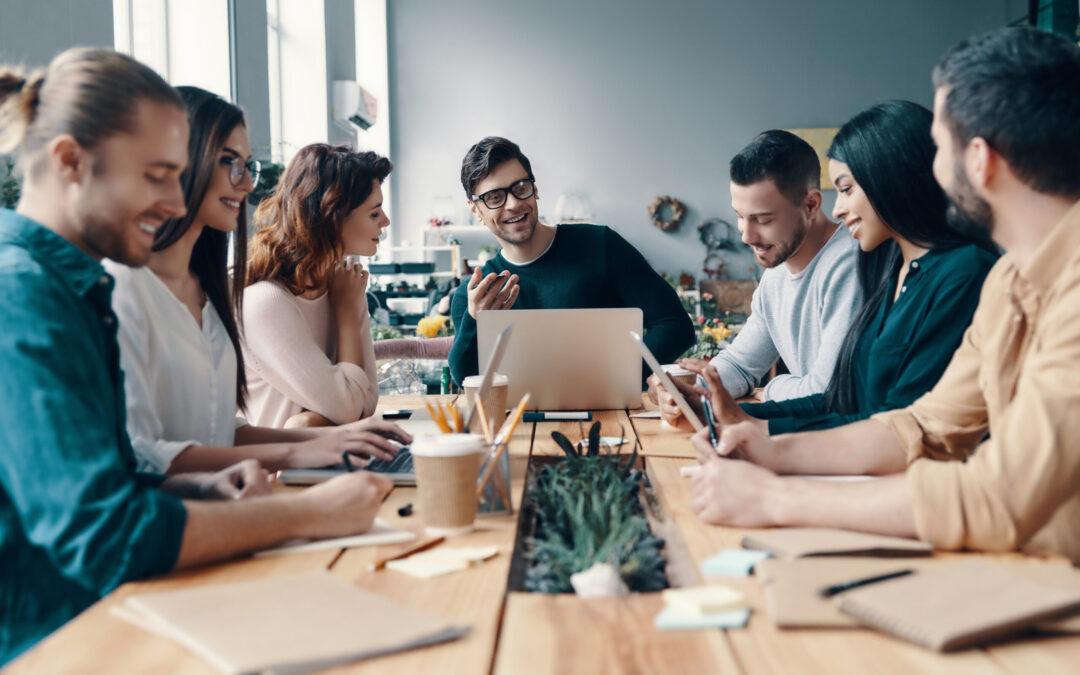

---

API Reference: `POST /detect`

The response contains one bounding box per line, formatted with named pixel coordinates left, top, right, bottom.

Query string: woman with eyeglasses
left=107, top=88, right=409, bottom=474
left=242, top=144, right=392, bottom=428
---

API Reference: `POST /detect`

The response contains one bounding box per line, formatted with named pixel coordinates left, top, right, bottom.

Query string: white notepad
left=254, top=518, right=414, bottom=558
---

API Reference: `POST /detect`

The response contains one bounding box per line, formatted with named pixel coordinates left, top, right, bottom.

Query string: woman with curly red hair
left=244, top=144, right=392, bottom=427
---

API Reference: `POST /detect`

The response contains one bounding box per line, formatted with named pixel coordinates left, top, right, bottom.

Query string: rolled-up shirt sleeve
left=110, top=270, right=195, bottom=472
left=874, top=271, right=1080, bottom=557
left=0, top=270, right=186, bottom=595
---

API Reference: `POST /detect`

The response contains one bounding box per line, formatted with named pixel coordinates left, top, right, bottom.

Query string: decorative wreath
left=647, top=195, right=686, bottom=232
left=698, top=218, right=738, bottom=250
left=702, top=251, right=726, bottom=279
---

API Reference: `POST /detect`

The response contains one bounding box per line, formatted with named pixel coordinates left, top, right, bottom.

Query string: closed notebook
left=755, top=557, right=926, bottom=628
left=836, top=560, right=1080, bottom=651
left=741, top=528, right=932, bottom=559
left=113, top=572, right=468, bottom=675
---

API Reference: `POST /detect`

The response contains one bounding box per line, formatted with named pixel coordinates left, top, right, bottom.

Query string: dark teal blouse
left=741, top=244, right=998, bottom=434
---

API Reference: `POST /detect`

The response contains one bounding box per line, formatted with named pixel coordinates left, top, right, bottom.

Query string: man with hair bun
left=0, top=48, right=391, bottom=665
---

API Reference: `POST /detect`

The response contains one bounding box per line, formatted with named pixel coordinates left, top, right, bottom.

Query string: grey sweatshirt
left=710, top=225, right=861, bottom=401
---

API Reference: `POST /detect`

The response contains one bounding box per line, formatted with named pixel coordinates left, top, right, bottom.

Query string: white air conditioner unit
left=332, top=80, right=378, bottom=132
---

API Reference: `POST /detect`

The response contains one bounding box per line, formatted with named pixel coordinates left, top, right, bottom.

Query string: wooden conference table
left=9, top=394, right=1080, bottom=674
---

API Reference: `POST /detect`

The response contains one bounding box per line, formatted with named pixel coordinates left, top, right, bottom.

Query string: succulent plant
left=524, top=422, right=668, bottom=594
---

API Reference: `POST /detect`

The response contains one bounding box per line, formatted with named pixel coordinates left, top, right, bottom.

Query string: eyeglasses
left=471, top=178, right=535, bottom=209
left=223, top=156, right=261, bottom=189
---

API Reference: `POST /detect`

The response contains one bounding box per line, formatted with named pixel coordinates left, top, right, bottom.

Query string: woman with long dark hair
left=243, top=144, right=391, bottom=428
left=691, top=100, right=998, bottom=433
left=108, top=88, right=408, bottom=473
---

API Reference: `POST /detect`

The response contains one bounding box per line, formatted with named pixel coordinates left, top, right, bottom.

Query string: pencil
left=426, top=400, right=452, bottom=434
left=474, top=399, right=493, bottom=443
left=494, top=393, right=531, bottom=445
left=370, top=535, right=446, bottom=571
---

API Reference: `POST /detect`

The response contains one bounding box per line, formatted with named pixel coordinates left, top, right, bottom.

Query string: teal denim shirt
left=0, top=209, right=186, bottom=665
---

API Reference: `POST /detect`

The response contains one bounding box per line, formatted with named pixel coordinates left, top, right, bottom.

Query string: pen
left=816, top=569, right=915, bottom=597
left=700, top=393, right=719, bottom=449
left=522, top=411, right=592, bottom=422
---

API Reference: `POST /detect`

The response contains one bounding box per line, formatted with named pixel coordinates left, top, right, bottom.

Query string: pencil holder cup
left=477, top=443, right=513, bottom=516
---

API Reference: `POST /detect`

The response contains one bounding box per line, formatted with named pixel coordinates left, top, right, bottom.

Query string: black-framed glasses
left=471, top=177, right=535, bottom=209
left=224, top=156, right=261, bottom=189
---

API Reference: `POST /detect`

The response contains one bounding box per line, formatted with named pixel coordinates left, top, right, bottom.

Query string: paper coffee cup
left=411, top=434, right=486, bottom=536
left=462, top=373, right=509, bottom=436
left=662, top=364, right=697, bottom=387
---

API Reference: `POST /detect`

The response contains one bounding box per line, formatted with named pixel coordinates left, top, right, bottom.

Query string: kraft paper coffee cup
left=411, top=434, right=486, bottom=536
left=462, top=373, right=509, bottom=437
left=662, top=364, right=697, bottom=387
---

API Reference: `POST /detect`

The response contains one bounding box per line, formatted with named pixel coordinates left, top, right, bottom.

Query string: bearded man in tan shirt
left=687, top=26, right=1080, bottom=564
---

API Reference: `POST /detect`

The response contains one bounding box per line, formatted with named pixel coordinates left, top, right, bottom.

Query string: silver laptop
left=477, top=308, right=643, bottom=410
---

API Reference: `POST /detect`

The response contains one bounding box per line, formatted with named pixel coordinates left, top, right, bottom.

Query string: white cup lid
left=410, top=433, right=486, bottom=457
left=462, top=373, right=508, bottom=388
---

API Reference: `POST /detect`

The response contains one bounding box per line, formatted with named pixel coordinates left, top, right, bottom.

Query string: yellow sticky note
left=662, top=585, right=746, bottom=616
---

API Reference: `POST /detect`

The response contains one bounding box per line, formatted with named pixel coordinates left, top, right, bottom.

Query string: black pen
left=700, top=393, right=719, bottom=449
left=817, top=569, right=915, bottom=597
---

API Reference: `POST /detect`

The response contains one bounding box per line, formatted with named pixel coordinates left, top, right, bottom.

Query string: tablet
left=629, top=331, right=706, bottom=431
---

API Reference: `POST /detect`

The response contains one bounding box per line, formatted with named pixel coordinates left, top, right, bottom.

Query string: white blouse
left=241, top=280, right=379, bottom=428
left=106, top=262, right=240, bottom=473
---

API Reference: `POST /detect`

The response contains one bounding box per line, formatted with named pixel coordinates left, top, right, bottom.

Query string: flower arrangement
left=428, top=217, right=451, bottom=227
left=415, top=314, right=452, bottom=338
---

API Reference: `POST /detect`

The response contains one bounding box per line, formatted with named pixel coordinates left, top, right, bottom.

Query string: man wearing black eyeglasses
left=448, top=136, right=694, bottom=386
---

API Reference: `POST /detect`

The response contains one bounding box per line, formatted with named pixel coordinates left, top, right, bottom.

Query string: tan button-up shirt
left=874, top=201, right=1080, bottom=564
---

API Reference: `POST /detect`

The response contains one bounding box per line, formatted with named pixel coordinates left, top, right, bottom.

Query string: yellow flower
left=702, top=325, right=732, bottom=342
left=416, top=314, right=448, bottom=338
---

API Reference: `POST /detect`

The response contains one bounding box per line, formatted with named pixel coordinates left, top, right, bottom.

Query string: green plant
left=524, top=422, right=667, bottom=594
left=370, top=324, right=404, bottom=341
left=1, top=157, right=20, bottom=209
left=247, top=161, right=284, bottom=209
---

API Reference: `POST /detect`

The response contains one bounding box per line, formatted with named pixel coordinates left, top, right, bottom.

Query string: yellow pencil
left=494, top=393, right=531, bottom=445
left=445, top=403, right=462, bottom=433
left=474, top=399, right=493, bottom=443
left=426, top=400, right=452, bottom=434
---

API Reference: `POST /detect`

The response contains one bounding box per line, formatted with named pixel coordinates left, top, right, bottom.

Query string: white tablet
left=629, top=331, right=705, bottom=431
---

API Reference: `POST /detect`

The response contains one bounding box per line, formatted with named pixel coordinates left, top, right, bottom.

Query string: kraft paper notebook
left=740, top=528, right=932, bottom=559
left=112, top=572, right=468, bottom=675
left=835, top=560, right=1080, bottom=651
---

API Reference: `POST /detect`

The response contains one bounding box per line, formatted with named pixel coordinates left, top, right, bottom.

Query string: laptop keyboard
left=365, top=447, right=414, bottom=474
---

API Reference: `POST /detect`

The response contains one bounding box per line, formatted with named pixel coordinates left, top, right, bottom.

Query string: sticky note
left=662, top=586, right=746, bottom=615
left=701, top=549, right=772, bottom=577
left=654, top=605, right=751, bottom=630
left=385, top=546, right=498, bottom=578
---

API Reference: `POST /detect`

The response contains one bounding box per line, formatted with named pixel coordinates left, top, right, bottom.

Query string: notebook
left=254, top=518, right=415, bottom=558
left=113, top=572, right=469, bottom=674
left=755, top=557, right=930, bottom=628
left=836, top=560, right=1080, bottom=651
left=741, top=528, right=932, bottom=559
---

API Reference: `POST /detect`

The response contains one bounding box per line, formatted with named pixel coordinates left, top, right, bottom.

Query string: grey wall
left=387, top=0, right=1017, bottom=278
left=234, top=0, right=272, bottom=159
left=0, top=0, right=113, bottom=67
left=326, top=0, right=357, bottom=147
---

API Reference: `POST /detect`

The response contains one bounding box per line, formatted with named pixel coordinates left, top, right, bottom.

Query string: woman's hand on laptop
left=467, top=267, right=520, bottom=319
left=292, top=422, right=408, bottom=468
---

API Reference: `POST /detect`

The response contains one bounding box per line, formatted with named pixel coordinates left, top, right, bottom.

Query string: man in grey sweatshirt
left=653, top=130, right=860, bottom=417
